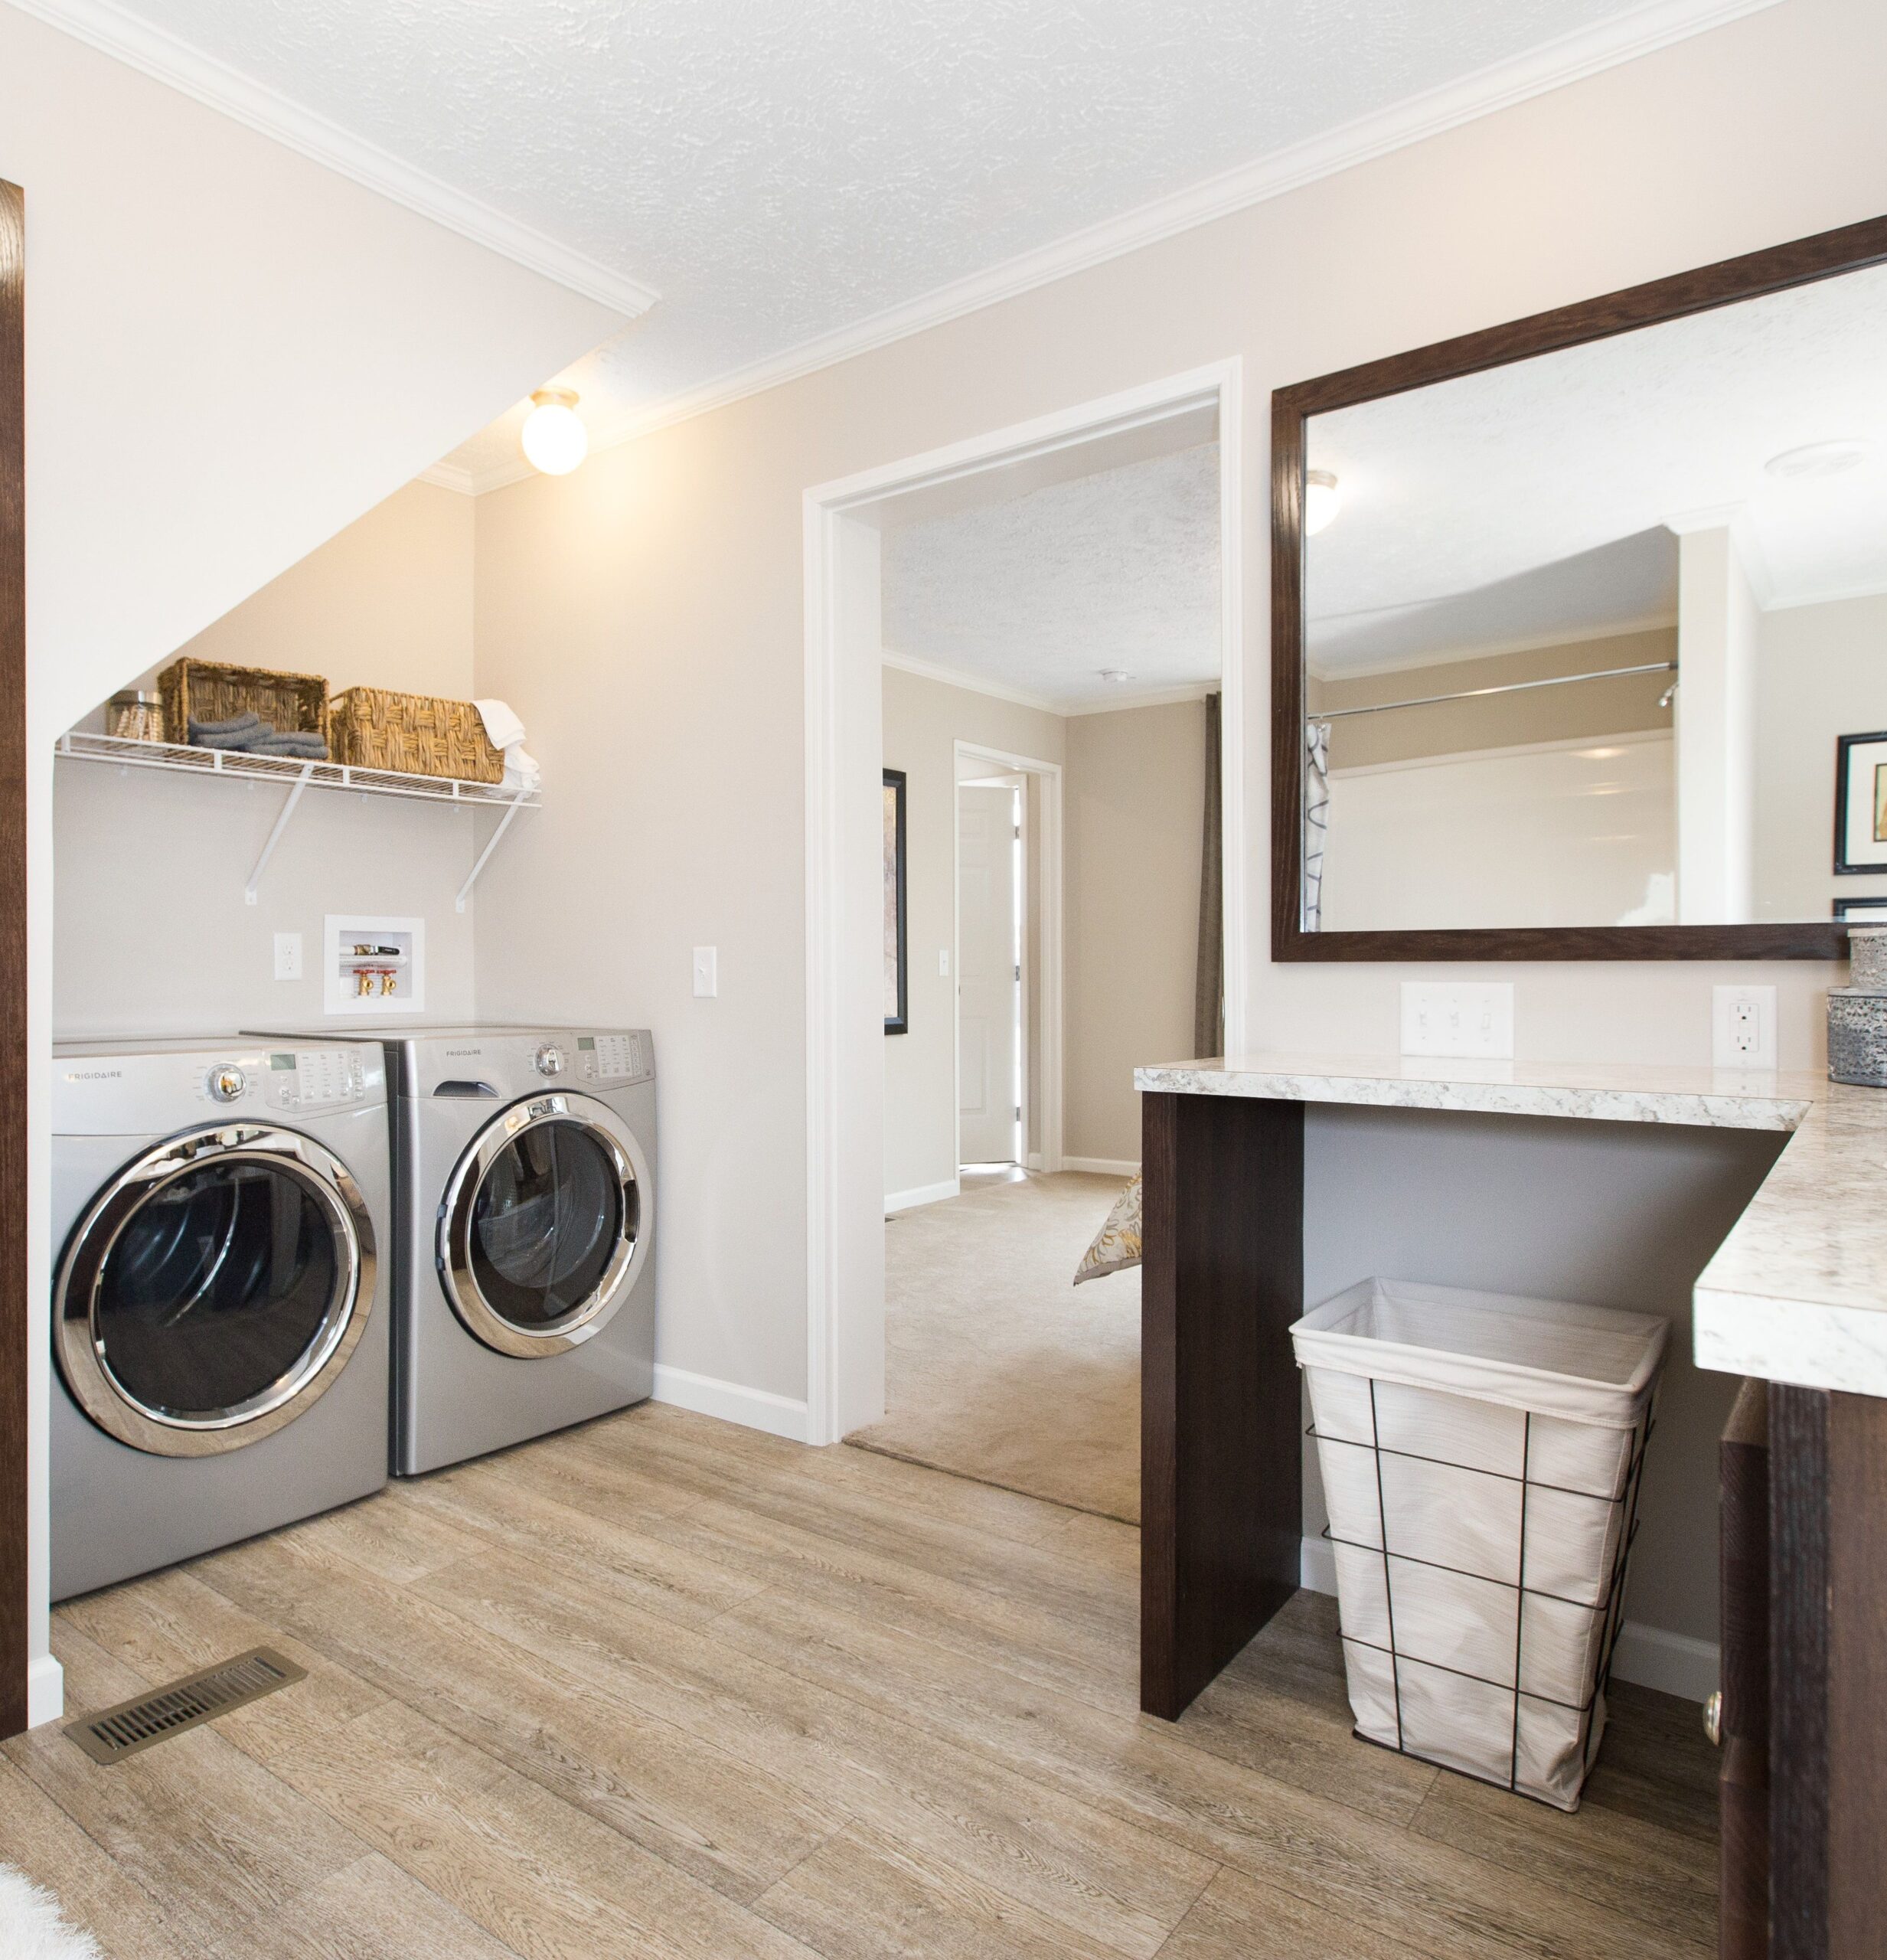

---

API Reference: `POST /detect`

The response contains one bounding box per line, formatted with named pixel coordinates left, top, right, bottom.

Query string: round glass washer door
left=439, top=1092, right=647, bottom=1358
left=54, top=1125, right=376, bottom=1457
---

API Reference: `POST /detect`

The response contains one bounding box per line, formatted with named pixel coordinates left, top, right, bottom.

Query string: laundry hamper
left=1291, top=1279, right=1669, bottom=1811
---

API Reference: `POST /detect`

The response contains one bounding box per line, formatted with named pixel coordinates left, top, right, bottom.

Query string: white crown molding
left=537, top=0, right=1778, bottom=472
left=1063, top=682, right=1218, bottom=717
left=416, top=462, right=479, bottom=497
left=8, top=0, right=660, bottom=319
left=882, top=648, right=1063, bottom=717
left=885, top=649, right=1219, bottom=719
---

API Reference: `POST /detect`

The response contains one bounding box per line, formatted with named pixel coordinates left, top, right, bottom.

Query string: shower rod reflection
left=1309, top=659, right=1676, bottom=721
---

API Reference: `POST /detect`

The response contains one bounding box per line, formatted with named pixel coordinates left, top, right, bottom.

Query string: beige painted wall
left=472, top=0, right=1886, bottom=1416
left=1065, top=700, right=1208, bottom=1166
left=879, top=669, right=1205, bottom=1197
left=56, top=482, right=482, bottom=1036
left=1755, top=591, right=1887, bottom=920
left=880, top=668, right=1064, bottom=1200
left=114, top=480, right=478, bottom=709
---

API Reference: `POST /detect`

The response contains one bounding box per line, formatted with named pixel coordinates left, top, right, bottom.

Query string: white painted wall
left=1754, top=590, right=1887, bottom=920
left=469, top=0, right=1883, bottom=1459
left=7, top=8, right=625, bottom=1723
left=1323, top=732, right=1677, bottom=932
left=1674, top=525, right=1759, bottom=923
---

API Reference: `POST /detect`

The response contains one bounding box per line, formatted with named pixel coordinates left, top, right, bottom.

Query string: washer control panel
left=264, top=1048, right=368, bottom=1111
left=575, top=1031, right=651, bottom=1085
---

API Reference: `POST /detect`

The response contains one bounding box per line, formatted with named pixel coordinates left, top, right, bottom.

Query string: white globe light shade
left=521, top=390, right=588, bottom=475
left=1304, top=469, right=1341, bottom=536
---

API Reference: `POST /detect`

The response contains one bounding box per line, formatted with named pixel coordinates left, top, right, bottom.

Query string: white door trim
left=805, top=358, right=1245, bottom=1444
left=954, top=741, right=1063, bottom=1177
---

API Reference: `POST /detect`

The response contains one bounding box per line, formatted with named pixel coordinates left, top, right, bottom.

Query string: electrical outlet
left=273, top=932, right=302, bottom=982
left=1400, top=982, right=1515, bottom=1060
left=693, top=946, right=718, bottom=998
left=1712, top=985, right=1777, bottom=1069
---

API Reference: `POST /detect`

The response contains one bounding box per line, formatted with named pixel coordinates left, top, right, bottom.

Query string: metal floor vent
left=65, top=1647, right=306, bottom=1765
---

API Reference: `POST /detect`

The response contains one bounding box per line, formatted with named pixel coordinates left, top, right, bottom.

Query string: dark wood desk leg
left=1769, top=1384, right=1887, bottom=1960
left=1141, top=1090, right=1304, bottom=1720
left=1719, top=1380, right=1768, bottom=1960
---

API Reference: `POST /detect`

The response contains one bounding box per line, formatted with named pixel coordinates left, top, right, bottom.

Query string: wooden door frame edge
left=2, top=177, right=29, bottom=1740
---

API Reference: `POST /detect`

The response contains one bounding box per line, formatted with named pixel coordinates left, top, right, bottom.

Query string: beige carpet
left=847, top=1171, right=1141, bottom=1523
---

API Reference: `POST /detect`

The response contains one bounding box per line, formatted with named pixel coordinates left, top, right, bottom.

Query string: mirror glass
left=1301, top=261, right=1887, bottom=933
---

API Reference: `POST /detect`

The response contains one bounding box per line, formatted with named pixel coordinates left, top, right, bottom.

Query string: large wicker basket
left=158, top=659, right=330, bottom=746
left=331, top=687, right=504, bottom=784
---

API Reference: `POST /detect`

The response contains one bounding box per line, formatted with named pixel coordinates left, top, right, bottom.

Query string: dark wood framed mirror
left=1272, top=214, right=1887, bottom=962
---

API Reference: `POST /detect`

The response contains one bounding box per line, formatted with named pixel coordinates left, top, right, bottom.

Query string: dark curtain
left=1193, top=691, right=1224, bottom=1057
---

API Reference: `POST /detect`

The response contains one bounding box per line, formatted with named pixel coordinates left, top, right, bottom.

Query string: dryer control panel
left=575, top=1031, right=652, bottom=1086
left=263, top=1048, right=370, bottom=1111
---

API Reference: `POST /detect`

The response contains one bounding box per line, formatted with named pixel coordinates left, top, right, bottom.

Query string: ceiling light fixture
left=1765, top=438, right=1872, bottom=482
left=521, top=387, right=588, bottom=475
left=1304, top=468, right=1342, bottom=535
left=1099, top=669, right=1134, bottom=684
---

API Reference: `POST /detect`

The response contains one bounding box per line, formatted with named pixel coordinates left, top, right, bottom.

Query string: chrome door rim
left=438, top=1092, right=646, bottom=1358
left=54, top=1124, right=376, bottom=1457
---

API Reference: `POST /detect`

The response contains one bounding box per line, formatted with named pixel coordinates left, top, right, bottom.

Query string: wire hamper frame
left=1311, top=1383, right=1657, bottom=1808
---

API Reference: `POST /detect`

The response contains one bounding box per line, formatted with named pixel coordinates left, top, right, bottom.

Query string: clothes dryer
left=51, top=1037, right=390, bottom=1600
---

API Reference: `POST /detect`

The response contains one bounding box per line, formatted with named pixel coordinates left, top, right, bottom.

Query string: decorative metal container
left=105, top=690, right=165, bottom=744
left=1829, top=929, right=1887, bottom=1086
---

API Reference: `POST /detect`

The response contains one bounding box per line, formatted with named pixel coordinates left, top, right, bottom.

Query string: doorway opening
left=805, top=362, right=1243, bottom=1517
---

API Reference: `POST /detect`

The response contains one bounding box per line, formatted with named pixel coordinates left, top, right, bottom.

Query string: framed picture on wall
left=1834, top=730, right=1887, bottom=874
left=884, top=769, right=908, bottom=1034
left=1834, top=896, right=1887, bottom=921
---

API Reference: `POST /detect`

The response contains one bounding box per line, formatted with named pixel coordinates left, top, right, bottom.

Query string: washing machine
left=249, top=1024, right=656, bottom=1475
left=51, top=1037, right=391, bottom=1601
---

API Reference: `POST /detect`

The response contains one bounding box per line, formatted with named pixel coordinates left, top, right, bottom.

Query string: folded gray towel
left=250, top=733, right=330, bottom=760
left=189, top=712, right=267, bottom=741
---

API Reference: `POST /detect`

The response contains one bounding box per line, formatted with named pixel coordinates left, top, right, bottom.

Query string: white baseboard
left=651, top=1364, right=810, bottom=1443
left=1298, top=1537, right=1716, bottom=1704
left=1609, top=1623, right=1719, bottom=1704
left=27, top=1653, right=64, bottom=1729
left=1027, top=1152, right=1044, bottom=1171
left=1061, top=1157, right=1140, bottom=1178
left=884, top=1178, right=960, bottom=1214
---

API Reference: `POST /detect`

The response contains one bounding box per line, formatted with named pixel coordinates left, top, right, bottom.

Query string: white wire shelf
left=56, top=729, right=542, bottom=909
left=57, top=728, right=540, bottom=808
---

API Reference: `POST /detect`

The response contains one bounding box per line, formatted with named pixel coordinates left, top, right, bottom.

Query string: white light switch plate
left=273, top=932, right=302, bottom=981
left=1400, top=982, right=1515, bottom=1060
left=693, top=946, right=718, bottom=998
left=1712, top=985, right=1777, bottom=1069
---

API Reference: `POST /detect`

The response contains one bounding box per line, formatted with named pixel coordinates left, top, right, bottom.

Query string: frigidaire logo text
left=64, top=1070, right=122, bottom=1081
left=444, top=1048, right=482, bottom=1057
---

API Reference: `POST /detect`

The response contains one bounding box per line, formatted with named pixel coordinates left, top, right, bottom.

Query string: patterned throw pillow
left=1073, top=1175, right=1142, bottom=1285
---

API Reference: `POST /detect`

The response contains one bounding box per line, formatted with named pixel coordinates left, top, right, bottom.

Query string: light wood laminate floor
left=5, top=1402, right=1718, bottom=1958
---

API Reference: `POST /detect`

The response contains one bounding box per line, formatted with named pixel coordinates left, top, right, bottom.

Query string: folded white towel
left=501, top=743, right=541, bottom=793
left=475, top=697, right=527, bottom=753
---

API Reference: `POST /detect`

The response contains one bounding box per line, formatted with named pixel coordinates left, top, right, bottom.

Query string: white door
left=958, top=784, right=1020, bottom=1165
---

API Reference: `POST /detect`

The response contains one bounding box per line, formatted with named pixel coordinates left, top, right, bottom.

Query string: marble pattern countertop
left=1134, top=1052, right=1887, bottom=1399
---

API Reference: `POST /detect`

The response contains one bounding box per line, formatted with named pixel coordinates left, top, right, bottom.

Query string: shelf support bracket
left=455, top=792, right=531, bottom=913
left=245, top=763, right=315, bottom=905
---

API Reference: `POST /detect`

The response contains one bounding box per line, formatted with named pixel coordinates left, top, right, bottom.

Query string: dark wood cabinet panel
left=1141, top=1089, right=1304, bottom=1720
left=1719, top=1380, right=1768, bottom=1960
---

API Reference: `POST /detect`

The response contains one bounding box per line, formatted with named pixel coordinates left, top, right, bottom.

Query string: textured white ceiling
left=882, top=442, right=1220, bottom=711
left=1308, top=262, right=1887, bottom=675
left=82, top=0, right=1682, bottom=472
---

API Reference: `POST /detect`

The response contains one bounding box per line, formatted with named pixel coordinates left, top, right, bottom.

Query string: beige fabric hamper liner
left=1291, top=1279, right=1669, bottom=1811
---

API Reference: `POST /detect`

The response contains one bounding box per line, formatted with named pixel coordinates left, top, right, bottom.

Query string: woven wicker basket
left=158, top=659, right=331, bottom=746
left=331, top=687, right=504, bottom=784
